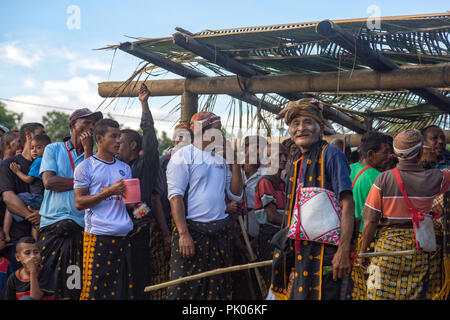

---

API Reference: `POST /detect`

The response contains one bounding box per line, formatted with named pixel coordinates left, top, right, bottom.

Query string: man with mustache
left=270, top=98, right=355, bottom=300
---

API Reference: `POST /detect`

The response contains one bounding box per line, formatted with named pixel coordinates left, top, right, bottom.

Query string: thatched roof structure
left=98, top=12, right=450, bottom=133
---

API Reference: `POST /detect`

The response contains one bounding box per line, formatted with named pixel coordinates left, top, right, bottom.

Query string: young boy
left=73, top=119, right=135, bottom=300
left=3, top=134, right=51, bottom=242
left=2, top=236, right=55, bottom=300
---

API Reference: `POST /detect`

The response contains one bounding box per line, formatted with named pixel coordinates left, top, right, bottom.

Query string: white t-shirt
left=166, top=144, right=242, bottom=223
left=73, top=156, right=133, bottom=236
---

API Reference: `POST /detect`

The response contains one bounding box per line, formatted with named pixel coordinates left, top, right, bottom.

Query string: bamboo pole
left=144, top=260, right=273, bottom=293
left=237, top=215, right=267, bottom=298
left=98, top=65, right=450, bottom=98
left=143, top=249, right=417, bottom=292
left=357, top=249, right=416, bottom=258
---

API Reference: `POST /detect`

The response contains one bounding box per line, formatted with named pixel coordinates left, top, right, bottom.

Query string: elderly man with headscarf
left=359, top=129, right=450, bottom=300
left=270, top=98, right=355, bottom=300
left=165, top=111, right=242, bottom=300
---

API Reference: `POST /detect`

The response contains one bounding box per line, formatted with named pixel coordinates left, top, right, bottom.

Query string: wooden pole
left=181, top=91, right=198, bottom=122
left=98, top=65, right=450, bottom=97
left=237, top=215, right=268, bottom=298
left=357, top=249, right=416, bottom=258
left=144, top=260, right=273, bottom=293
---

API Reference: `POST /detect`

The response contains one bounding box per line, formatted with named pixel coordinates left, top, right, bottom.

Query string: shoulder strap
left=393, top=167, right=422, bottom=227
left=352, top=165, right=373, bottom=188
left=64, top=141, right=75, bottom=172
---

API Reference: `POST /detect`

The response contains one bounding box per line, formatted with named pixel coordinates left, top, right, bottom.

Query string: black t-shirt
left=2, top=265, right=55, bottom=300
left=0, top=155, right=32, bottom=195
left=0, top=155, right=33, bottom=241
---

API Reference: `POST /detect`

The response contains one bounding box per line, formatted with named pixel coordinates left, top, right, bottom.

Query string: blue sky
left=0, top=0, right=448, bottom=134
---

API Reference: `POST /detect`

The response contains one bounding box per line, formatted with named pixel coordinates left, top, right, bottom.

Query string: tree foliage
left=0, top=102, right=23, bottom=130
left=42, top=111, right=70, bottom=142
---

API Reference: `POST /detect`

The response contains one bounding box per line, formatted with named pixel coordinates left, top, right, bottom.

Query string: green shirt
left=349, top=162, right=381, bottom=232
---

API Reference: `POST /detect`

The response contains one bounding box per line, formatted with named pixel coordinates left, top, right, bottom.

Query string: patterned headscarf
left=393, top=129, right=423, bottom=160
left=190, top=111, right=221, bottom=131
left=277, top=98, right=324, bottom=125
left=172, top=121, right=191, bottom=141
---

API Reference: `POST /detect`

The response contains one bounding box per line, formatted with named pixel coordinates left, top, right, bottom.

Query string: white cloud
left=23, top=77, right=36, bottom=89
left=68, top=58, right=110, bottom=74
left=53, top=47, right=78, bottom=61
left=0, top=42, right=42, bottom=68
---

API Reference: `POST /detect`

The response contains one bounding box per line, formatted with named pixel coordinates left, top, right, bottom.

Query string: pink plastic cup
left=122, top=178, right=141, bottom=204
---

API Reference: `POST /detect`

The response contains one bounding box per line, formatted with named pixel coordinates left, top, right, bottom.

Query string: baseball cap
left=69, top=108, right=103, bottom=126
left=0, top=125, right=9, bottom=133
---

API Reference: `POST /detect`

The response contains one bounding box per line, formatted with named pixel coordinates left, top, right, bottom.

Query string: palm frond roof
left=100, top=12, right=450, bottom=133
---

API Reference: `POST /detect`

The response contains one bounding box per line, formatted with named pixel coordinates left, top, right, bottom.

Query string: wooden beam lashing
left=316, top=20, right=450, bottom=114
left=98, top=65, right=450, bottom=97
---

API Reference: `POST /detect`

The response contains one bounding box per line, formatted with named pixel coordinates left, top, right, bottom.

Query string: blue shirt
left=28, top=157, right=42, bottom=178
left=38, top=141, right=86, bottom=228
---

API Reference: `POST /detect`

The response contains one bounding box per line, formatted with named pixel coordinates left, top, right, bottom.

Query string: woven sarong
left=258, top=224, right=280, bottom=289
left=349, top=233, right=376, bottom=300
left=167, top=217, right=232, bottom=300
left=148, top=217, right=171, bottom=300
left=80, top=232, right=133, bottom=300
left=366, top=227, right=442, bottom=300
left=38, top=219, right=83, bottom=300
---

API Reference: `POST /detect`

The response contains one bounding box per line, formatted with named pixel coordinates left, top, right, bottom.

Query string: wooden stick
left=357, top=249, right=416, bottom=258
left=237, top=215, right=268, bottom=298
left=144, top=260, right=273, bottom=292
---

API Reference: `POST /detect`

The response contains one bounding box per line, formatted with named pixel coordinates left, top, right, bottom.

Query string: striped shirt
left=362, top=161, right=450, bottom=227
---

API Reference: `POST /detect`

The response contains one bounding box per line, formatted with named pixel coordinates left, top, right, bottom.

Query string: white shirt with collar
left=166, top=144, right=242, bottom=223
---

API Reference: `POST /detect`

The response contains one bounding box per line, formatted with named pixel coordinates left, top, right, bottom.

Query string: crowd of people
left=0, top=85, right=449, bottom=300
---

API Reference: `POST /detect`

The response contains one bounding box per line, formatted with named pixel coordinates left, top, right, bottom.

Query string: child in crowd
left=2, top=236, right=54, bottom=300
left=3, top=134, right=51, bottom=242
left=0, top=230, right=13, bottom=296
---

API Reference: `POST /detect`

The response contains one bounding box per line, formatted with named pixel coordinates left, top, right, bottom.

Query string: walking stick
left=237, top=215, right=268, bottom=298
left=357, top=249, right=416, bottom=258
left=144, top=260, right=273, bottom=292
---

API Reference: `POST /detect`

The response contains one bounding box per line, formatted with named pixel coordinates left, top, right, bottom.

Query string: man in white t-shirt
left=73, top=119, right=135, bottom=300
left=166, top=111, right=242, bottom=300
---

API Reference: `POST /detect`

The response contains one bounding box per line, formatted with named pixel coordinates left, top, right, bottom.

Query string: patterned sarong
left=349, top=233, right=376, bottom=300
left=80, top=232, right=133, bottom=300
left=366, top=227, right=442, bottom=300
left=148, top=217, right=171, bottom=300
left=167, top=217, right=232, bottom=300
left=129, top=216, right=151, bottom=300
left=258, top=224, right=280, bottom=289
left=38, top=219, right=83, bottom=300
